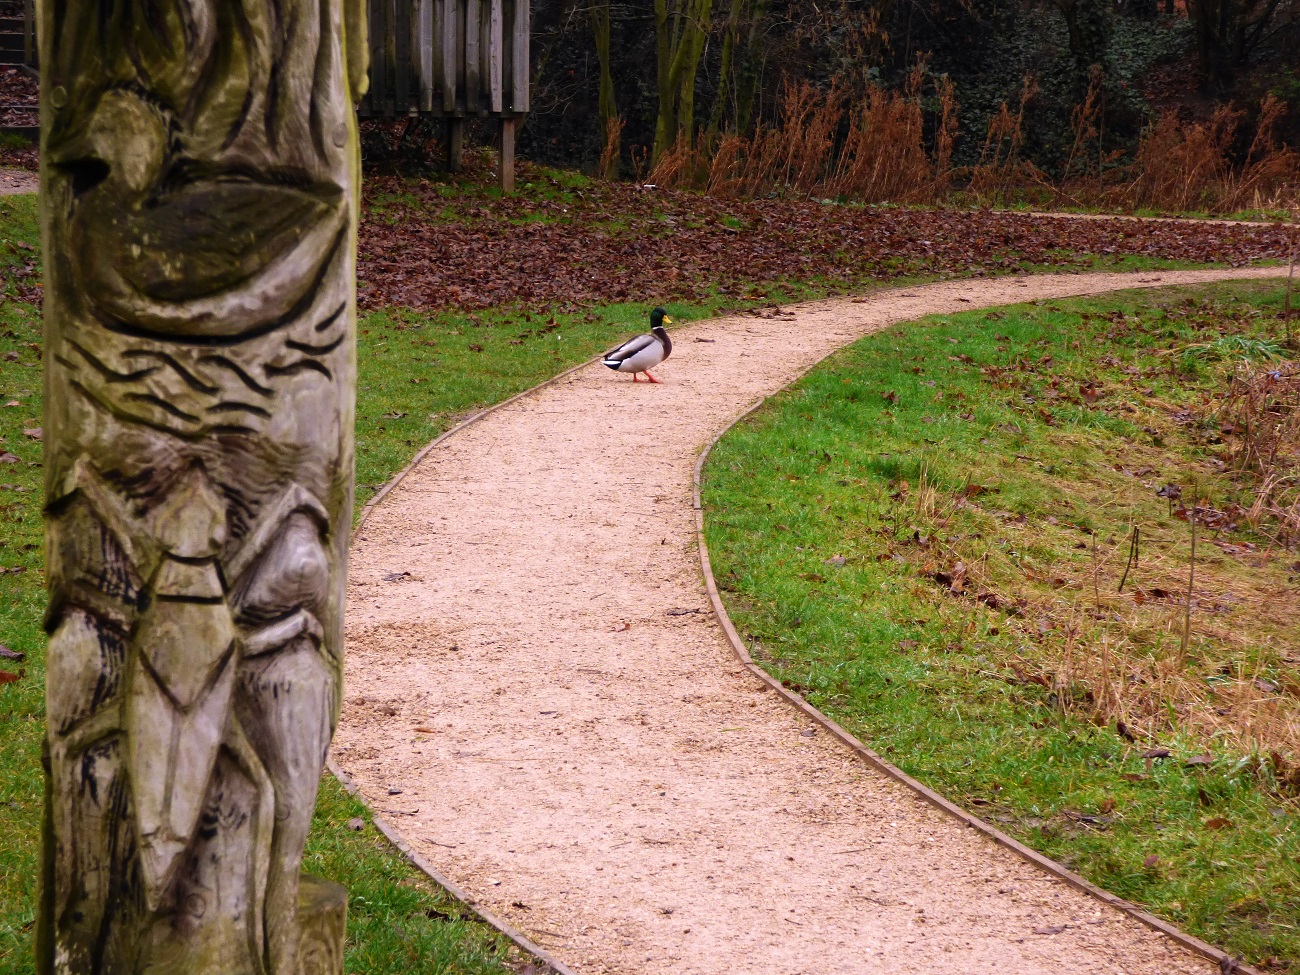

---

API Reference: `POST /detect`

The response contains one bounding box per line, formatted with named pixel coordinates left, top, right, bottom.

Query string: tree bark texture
left=36, top=0, right=367, bottom=971
left=589, top=0, right=619, bottom=178
left=652, top=0, right=714, bottom=161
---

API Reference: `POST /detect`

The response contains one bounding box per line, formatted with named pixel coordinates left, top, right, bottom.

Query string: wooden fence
left=361, top=0, right=530, bottom=188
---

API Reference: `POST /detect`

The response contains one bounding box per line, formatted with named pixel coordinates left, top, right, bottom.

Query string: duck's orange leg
left=644, top=371, right=661, bottom=384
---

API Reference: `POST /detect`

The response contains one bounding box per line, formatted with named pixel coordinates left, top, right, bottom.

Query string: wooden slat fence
left=360, top=0, right=529, bottom=119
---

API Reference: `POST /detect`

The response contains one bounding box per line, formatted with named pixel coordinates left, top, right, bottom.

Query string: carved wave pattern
left=60, top=294, right=349, bottom=439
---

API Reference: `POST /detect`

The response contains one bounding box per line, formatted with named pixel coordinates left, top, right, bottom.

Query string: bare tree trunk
left=36, top=0, right=366, bottom=971
left=653, top=0, right=714, bottom=163
left=706, top=0, right=746, bottom=138
left=677, top=0, right=714, bottom=148
left=733, top=0, right=768, bottom=135
left=654, top=0, right=675, bottom=162
left=590, top=0, right=620, bottom=177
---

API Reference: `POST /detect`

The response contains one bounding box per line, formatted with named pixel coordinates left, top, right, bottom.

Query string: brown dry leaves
left=357, top=173, right=1290, bottom=313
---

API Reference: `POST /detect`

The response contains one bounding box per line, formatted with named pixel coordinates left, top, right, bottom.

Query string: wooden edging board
left=691, top=396, right=1259, bottom=975
left=327, top=759, right=581, bottom=975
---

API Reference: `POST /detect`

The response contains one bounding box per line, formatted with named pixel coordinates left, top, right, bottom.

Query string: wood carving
left=36, top=1, right=367, bottom=972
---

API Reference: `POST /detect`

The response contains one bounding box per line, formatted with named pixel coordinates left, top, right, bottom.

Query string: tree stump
left=35, top=1, right=368, bottom=972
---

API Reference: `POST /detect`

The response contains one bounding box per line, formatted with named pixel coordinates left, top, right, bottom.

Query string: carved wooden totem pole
left=36, top=0, right=367, bottom=972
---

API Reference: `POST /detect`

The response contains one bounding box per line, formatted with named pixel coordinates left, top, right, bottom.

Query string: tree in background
left=590, top=0, right=620, bottom=175
left=653, top=0, right=715, bottom=161
left=1051, top=0, right=1113, bottom=72
left=521, top=0, right=1298, bottom=186
left=1185, top=0, right=1296, bottom=93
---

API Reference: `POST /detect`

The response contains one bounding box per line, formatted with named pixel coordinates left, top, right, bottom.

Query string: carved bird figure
left=603, top=307, right=673, bottom=383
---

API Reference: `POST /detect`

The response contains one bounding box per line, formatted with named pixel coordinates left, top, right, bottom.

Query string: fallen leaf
left=382, top=571, right=412, bottom=582
left=413, top=726, right=436, bottom=733
left=1143, top=854, right=1160, bottom=869
left=0, top=645, right=23, bottom=661
left=0, top=452, right=17, bottom=464
left=1141, top=747, right=1171, bottom=760
left=881, top=390, right=898, bottom=405
left=347, top=817, right=366, bottom=831
left=0, top=670, right=20, bottom=684
left=614, top=622, right=631, bottom=632
left=1204, top=817, right=1233, bottom=830
left=23, top=427, right=41, bottom=440
left=1185, top=754, right=1214, bottom=767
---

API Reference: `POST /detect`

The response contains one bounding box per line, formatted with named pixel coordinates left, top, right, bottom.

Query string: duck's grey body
left=604, top=309, right=673, bottom=383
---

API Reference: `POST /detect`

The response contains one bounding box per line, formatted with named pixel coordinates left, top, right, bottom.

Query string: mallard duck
left=603, top=308, right=673, bottom=383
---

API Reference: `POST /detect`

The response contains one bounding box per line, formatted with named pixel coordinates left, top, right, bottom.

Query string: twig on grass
left=1092, top=531, right=1100, bottom=614
left=1180, top=482, right=1198, bottom=662
left=1118, top=524, right=1140, bottom=593
left=1286, top=213, right=1296, bottom=347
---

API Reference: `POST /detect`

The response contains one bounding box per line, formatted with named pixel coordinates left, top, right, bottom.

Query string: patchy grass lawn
left=703, top=280, right=1300, bottom=969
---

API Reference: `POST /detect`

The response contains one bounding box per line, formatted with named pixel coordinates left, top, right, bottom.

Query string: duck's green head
left=650, top=307, right=672, bottom=329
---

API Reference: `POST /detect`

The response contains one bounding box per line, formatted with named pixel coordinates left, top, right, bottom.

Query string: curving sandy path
left=335, top=267, right=1282, bottom=975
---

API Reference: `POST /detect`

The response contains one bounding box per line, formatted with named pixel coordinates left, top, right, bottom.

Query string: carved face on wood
left=39, top=0, right=365, bottom=971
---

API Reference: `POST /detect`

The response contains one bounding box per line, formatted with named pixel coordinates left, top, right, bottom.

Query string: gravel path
left=335, top=267, right=1282, bottom=975
left=0, top=169, right=36, bottom=196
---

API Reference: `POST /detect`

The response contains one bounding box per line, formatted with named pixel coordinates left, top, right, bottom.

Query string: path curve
left=336, top=267, right=1282, bottom=975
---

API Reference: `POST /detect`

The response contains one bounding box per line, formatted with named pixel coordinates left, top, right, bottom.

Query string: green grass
left=702, top=281, right=1300, bottom=968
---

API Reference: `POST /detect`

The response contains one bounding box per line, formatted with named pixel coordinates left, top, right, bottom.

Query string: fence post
left=501, top=116, right=516, bottom=192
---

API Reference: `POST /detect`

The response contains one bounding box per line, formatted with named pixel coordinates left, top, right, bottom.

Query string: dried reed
left=598, top=115, right=625, bottom=181
left=650, top=66, right=955, bottom=205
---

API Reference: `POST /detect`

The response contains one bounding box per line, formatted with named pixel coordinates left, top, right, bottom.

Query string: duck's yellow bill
left=664, top=316, right=673, bottom=324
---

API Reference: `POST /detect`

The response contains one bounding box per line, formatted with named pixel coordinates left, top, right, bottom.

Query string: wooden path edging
left=327, top=760, right=581, bottom=975
left=689, top=294, right=1264, bottom=975
left=337, top=273, right=1283, bottom=975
